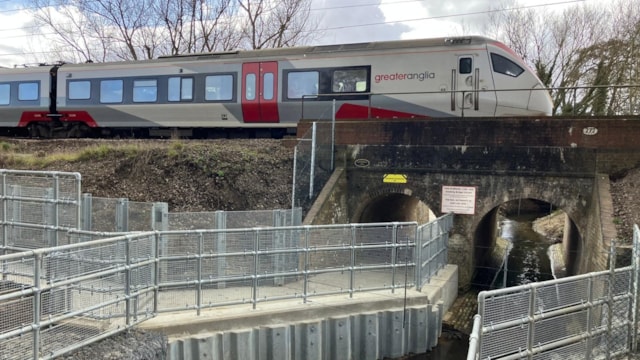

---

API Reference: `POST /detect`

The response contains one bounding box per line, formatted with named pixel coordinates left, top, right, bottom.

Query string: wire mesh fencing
left=0, top=170, right=81, bottom=253
left=468, top=225, right=640, bottom=360
left=292, top=121, right=335, bottom=214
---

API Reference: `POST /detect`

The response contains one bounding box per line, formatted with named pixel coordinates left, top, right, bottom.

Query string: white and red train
left=0, top=36, right=552, bottom=138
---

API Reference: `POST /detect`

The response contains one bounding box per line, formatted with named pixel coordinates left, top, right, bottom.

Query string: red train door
left=241, top=62, right=279, bottom=123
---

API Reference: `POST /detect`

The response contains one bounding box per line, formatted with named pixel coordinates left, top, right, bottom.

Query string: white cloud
left=0, top=0, right=605, bottom=66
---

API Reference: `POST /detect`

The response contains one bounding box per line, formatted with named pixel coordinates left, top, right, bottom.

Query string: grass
left=0, top=143, right=150, bottom=168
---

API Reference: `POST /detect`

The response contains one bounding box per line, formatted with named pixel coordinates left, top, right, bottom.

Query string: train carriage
left=0, top=36, right=553, bottom=138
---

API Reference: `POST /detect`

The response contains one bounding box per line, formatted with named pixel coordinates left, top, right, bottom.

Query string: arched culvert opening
left=472, top=198, right=581, bottom=290
left=357, top=193, right=435, bottom=223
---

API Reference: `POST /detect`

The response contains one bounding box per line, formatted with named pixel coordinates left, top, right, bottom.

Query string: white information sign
left=441, top=186, right=476, bottom=215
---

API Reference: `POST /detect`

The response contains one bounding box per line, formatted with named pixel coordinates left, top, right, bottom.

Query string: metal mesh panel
left=127, top=201, right=154, bottom=231
left=474, top=264, right=637, bottom=360
left=169, top=212, right=218, bottom=230
left=87, top=197, right=122, bottom=232
left=292, top=122, right=334, bottom=214
left=480, top=323, right=530, bottom=358
left=1, top=171, right=81, bottom=251
left=534, top=310, right=589, bottom=346
left=531, top=340, right=588, bottom=360
left=0, top=331, right=34, bottom=360
left=0, top=296, right=34, bottom=335
left=481, top=289, right=532, bottom=326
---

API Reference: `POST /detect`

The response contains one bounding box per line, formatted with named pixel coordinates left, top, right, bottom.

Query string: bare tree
left=483, top=1, right=640, bottom=115
left=29, top=0, right=319, bottom=63
left=236, top=0, right=316, bottom=49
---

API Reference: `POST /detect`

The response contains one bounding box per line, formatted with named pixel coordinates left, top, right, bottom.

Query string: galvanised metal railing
left=0, top=214, right=452, bottom=359
left=467, top=225, right=640, bottom=360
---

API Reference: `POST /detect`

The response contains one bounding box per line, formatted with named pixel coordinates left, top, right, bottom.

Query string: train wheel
left=28, top=123, right=39, bottom=138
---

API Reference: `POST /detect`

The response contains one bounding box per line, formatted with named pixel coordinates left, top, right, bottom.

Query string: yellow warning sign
left=383, top=174, right=407, bottom=184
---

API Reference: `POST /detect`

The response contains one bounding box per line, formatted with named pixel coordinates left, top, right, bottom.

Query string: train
left=0, top=36, right=553, bottom=138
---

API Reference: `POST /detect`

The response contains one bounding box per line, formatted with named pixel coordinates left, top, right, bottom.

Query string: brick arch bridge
left=301, top=118, right=640, bottom=289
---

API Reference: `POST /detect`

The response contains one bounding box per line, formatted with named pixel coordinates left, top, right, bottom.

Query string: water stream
left=402, top=213, right=557, bottom=359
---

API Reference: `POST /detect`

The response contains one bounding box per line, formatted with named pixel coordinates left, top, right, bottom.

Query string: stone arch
left=471, top=196, right=583, bottom=289
left=350, top=185, right=435, bottom=224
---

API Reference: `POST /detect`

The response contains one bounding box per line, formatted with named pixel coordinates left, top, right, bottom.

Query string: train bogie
left=0, top=36, right=553, bottom=138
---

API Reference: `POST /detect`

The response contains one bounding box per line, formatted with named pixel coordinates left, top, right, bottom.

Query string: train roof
left=0, top=36, right=495, bottom=73
left=57, top=35, right=494, bottom=70
left=158, top=36, right=492, bottom=61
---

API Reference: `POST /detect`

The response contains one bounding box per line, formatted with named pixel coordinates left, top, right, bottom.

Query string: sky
left=0, top=0, right=595, bottom=68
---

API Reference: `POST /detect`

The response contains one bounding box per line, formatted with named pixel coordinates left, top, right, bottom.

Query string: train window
left=168, top=77, right=193, bottom=101
left=0, top=84, right=9, bottom=105
left=100, top=80, right=123, bottom=103
left=244, top=74, right=256, bottom=101
left=206, top=75, right=233, bottom=101
left=133, top=79, right=158, bottom=103
left=332, top=69, right=367, bottom=93
left=18, top=82, right=38, bottom=101
left=287, top=71, right=318, bottom=99
left=459, top=58, right=472, bottom=74
left=263, top=73, right=274, bottom=100
left=491, top=53, right=524, bottom=77
left=68, top=81, right=91, bottom=100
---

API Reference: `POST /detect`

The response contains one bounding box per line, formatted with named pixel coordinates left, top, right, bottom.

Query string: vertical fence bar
left=125, top=237, right=132, bottom=326
left=216, top=211, right=226, bottom=289
left=391, top=223, right=398, bottom=294
left=607, top=240, right=616, bottom=360
left=415, top=225, right=423, bottom=291
left=33, top=253, right=42, bottom=360
left=81, top=194, right=92, bottom=233
left=350, top=224, right=356, bottom=298
left=632, top=225, right=640, bottom=352
left=291, top=146, right=298, bottom=211
left=116, top=198, right=129, bottom=233
left=154, top=232, right=160, bottom=314
left=527, top=287, right=536, bottom=359
left=331, top=100, right=336, bottom=171
left=309, top=122, right=316, bottom=200
left=1, top=174, right=6, bottom=275
left=586, top=273, right=594, bottom=360
left=252, top=229, right=259, bottom=309
left=197, top=232, right=203, bottom=316
left=303, top=226, right=310, bottom=304
left=52, top=175, right=60, bottom=247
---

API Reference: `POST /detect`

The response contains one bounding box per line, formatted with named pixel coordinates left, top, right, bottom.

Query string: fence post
left=116, top=198, right=129, bottom=233
left=632, top=225, right=640, bottom=352
left=215, top=210, right=226, bottom=289
left=350, top=224, right=356, bottom=298
left=303, top=226, right=310, bottom=303
left=81, top=194, right=92, bottom=232
left=391, top=223, right=398, bottom=294
left=33, top=253, right=43, bottom=360
left=1, top=173, right=6, bottom=258
left=273, top=210, right=284, bottom=286
left=607, top=240, right=616, bottom=360
left=152, top=202, right=168, bottom=232
left=125, top=237, right=132, bottom=327
left=252, top=229, right=259, bottom=309
left=197, top=232, right=203, bottom=316
left=415, top=225, right=423, bottom=291
left=309, top=122, right=316, bottom=200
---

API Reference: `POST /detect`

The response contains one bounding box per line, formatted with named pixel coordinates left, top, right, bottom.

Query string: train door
left=454, top=56, right=476, bottom=115
left=241, top=62, right=279, bottom=123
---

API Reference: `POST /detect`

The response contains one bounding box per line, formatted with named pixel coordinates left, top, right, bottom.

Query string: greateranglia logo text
left=374, top=71, right=436, bottom=83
